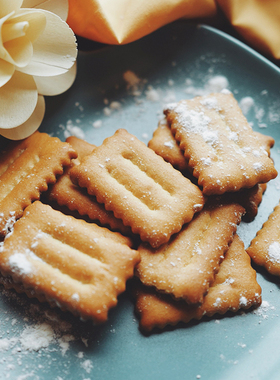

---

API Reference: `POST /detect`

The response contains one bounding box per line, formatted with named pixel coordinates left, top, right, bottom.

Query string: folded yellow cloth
left=67, top=0, right=216, bottom=44
left=217, top=0, right=280, bottom=59
left=67, top=0, right=280, bottom=60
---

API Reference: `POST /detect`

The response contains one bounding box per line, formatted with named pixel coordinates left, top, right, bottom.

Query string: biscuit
left=148, top=118, right=189, bottom=173
left=149, top=116, right=275, bottom=174
left=135, top=235, right=261, bottom=331
left=164, top=92, right=277, bottom=195
left=70, top=129, right=205, bottom=248
left=247, top=202, right=280, bottom=276
left=148, top=119, right=269, bottom=220
left=65, top=135, right=96, bottom=160
left=48, top=136, right=131, bottom=236
left=227, top=183, right=267, bottom=222
left=0, top=132, right=77, bottom=237
left=136, top=198, right=244, bottom=304
left=0, top=201, right=140, bottom=323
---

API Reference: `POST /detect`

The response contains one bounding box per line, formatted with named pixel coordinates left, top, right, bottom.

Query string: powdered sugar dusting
left=8, top=253, right=33, bottom=276
left=169, top=103, right=211, bottom=134
left=62, top=120, right=85, bottom=140
left=81, top=359, right=94, bottom=373
left=165, top=101, right=221, bottom=147
left=0, top=289, right=94, bottom=378
left=239, top=296, right=248, bottom=307
left=239, top=97, right=255, bottom=115
left=268, top=242, right=280, bottom=263
left=200, top=96, right=219, bottom=110
left=253, top=300, right=276, bottom=320
left=20, top=323, right=55, bottom=351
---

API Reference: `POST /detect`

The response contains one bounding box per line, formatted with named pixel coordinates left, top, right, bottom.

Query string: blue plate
left=1, top=22, right=280, bottom=380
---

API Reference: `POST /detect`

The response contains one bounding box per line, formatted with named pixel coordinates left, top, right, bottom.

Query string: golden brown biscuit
left=149, top=117, right=271, bottom=221
left=148, top=118, right=189, bottom=172
left=149, top=116, right=275, bottom=173
left=0, top=132, right=77, bottom=237
left=65, top=135, right=96, bottom=160
left=135, top=235, right=261, bottom=332
left=0, top=201, right=140, bottom=323
left=253, top=131, right=275, bottom=157
left=136, top=198, right=244, bottom=304
left=48, top=136, right=131, bottom=235
left=227, top=183, right=267, bottom=222
left=247, top=202, right=280, bottom=276
left=70, top=129, right=205, bottom=248
left=148, top=119, right=269, bottom=221
left=164, top=92, right=277, bottom=195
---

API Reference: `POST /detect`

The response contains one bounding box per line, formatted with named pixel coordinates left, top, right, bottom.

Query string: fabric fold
left=67, top=0, right=280, bottom=60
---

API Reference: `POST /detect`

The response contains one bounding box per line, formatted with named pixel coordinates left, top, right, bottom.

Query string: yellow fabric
left=67, top=0, right=280, bottom=59
left=217, top=0, right=280, bottom=59
left=67, top=0, right=217, bottom=44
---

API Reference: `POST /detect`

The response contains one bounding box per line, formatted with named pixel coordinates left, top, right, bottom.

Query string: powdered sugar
left=8, top=253, right=33, bottom=276
left=252, top=162, right=263, bottom=171
left=0, top=211, right=16, bottom=237
left=93, top=119, right=102, bottom=129
left=145, top=86, right=161, bottom=102
left=239, top=296, right=248, bottom=307
left=165, top=101, right=221, bottom=147
left=206, top=76, right=229, bottom=93
left=200, top=96, right=219, bottom=110
left=168, top=103, right=211, bottom=134
left=185, top=76, right=229, bottom=97
left=268, top=242, right=280, bottom=263
left=253, top=300, right=276, bottom=320
left=71, top=293, right=80, bottom=302
left=164, top=141, right=174, bottom=149
left=0, top=289, right=94, bottom=378
left=81, top=359, right=94, bottom=373
left=60, top=119, right=85, bottom=140
left=239, top=97, right=255, bottom=115
left=20, top=323, right=55, bottom=351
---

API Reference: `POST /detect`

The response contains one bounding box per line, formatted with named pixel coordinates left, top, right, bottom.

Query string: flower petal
left=0, top=10, right=45, bottom=67
left=9, top=9, right=47, bottom=43
left=18, top=10, right=77, bottom=77
left=21, top=0, right=69, bottom=21
left=0, top=95, right=45, bottom=140
left=0, top=59, right=15, bottom=87
left=34, top=61, right=76, bottom=96
left=0, top=12, right=15, bottom=65
left=4, top=36, right=33, bottom=68
left=0, top=71, right=38, bottom=129
left=2, top=20, right=29, bottom=43
left=0, top=0, right=23, bottom=18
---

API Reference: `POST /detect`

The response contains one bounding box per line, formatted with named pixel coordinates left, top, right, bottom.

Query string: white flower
left=0, top=0, right=77, bottom=140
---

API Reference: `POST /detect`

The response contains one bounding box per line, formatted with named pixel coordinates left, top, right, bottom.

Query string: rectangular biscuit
left=48, top=136, right=131, bottom=236
left=135, top=198, right=244, bottom=304
left=135, top=235, right=262, bottom=332
left=164, top=92, right=277, bottom=195
left=0, top=132, right=77, bottom=236
left=70, top=129, right=205, bottom=248
left=0, top=201, right=140, bottom=323
left=247, top=202, right=280, bottom=276
left=149, top=116, right=275, bottom=174
left=149, top=117, right=271, bottom=221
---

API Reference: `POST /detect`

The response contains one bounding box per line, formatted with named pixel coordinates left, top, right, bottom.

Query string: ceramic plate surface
left=1, top=22, right=280, bottom=380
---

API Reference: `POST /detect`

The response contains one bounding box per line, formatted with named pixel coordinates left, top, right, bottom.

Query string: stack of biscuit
left=135, top=91, right=276, bottom=331
left=0, top=91, right=277, bottom=332
left=0, top=132, right=140, bottom=323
